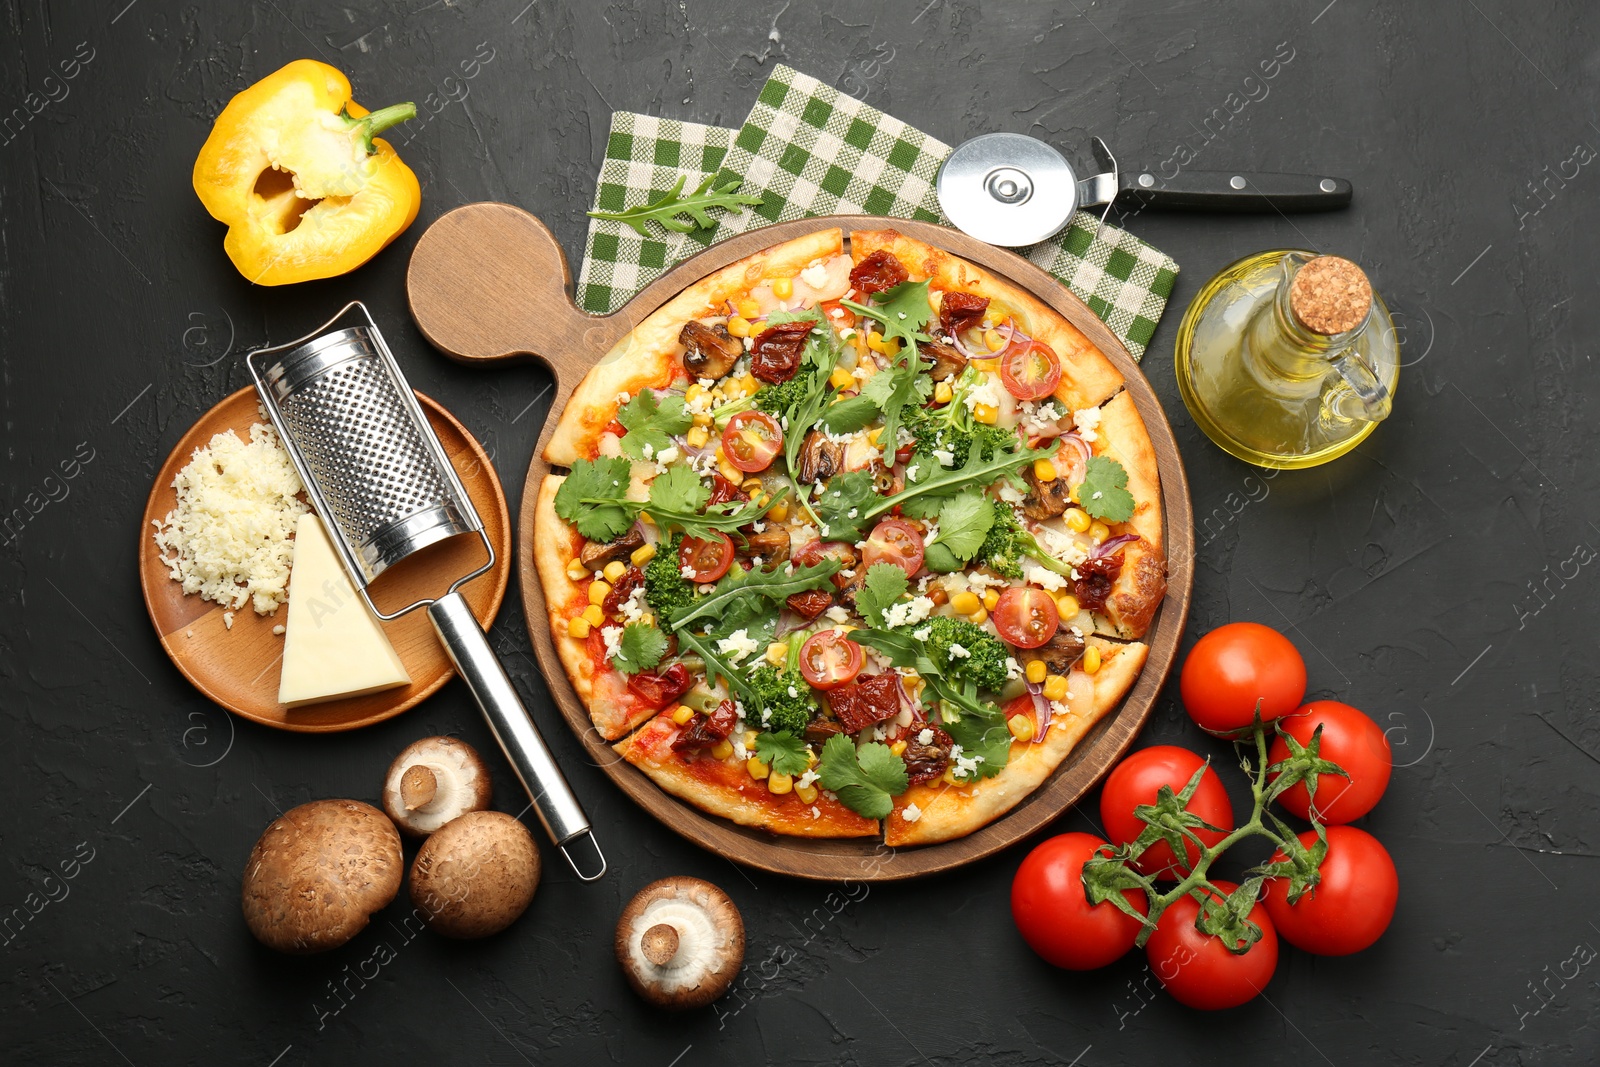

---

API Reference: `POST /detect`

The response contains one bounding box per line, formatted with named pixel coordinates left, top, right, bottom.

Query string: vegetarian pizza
left=532, top=228, right=1167, bottom=846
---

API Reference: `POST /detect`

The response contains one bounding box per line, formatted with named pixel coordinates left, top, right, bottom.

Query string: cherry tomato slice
left=862, top=519, right=925, bottom=578
left=992, top=587, right=1060, bottom=649
left=679, top=533, right=735, bottom=583
left=999, top=339, right=1063, bottom=401
left=721, top=411, right=784, bottom=473
left=798, top=630, right=865, bottom=690
left=820, top=300, right=857, bottom=329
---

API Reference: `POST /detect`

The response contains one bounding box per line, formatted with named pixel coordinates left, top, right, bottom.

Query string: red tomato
left=1267, top=700, right=1392, bottom=824
left=721, top=411, right=784, bottom=473
left=999, top=339, right=1062, bottom=401
left=679, top=534, right=734, bottom=583
left=1100, top=746, right=1234, bottom=880
left=626, top=663, right=694, bottom=710
left=1179, top=622, right=1307, bottom=737
left=1263, top=826, right=1398, bottom=956
left=992, top=587, right=1060, bottom=649
left=603, top=418, right=627, bottom=438
left=820, top=300, right=857, bottom=329
left=1011, top=833, right=1148, bottom=970
left=794, top=539, right=860, bottom=590
left=798, top=630, right=864, bottom=690
left=1145, top=880, right=1279, bottom=1010
left=862, top=519, right=925, bottom=578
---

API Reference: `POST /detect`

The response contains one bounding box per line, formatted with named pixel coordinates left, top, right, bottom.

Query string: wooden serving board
left=407, top=206, right=1193, bottom=880
left=139, top=386, right=511, bottom=732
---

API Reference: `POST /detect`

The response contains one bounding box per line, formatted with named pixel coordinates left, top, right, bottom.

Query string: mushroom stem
left=641, top=923, right=680, bottom=967
left=400, top=764, right=438, bottom=811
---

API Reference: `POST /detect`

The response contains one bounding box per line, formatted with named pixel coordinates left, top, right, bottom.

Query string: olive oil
left=1174, top=250, right=1398, bottom=468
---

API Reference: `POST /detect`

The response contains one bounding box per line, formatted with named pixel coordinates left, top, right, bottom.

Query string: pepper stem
left=344, top=102, right=418, bottom=154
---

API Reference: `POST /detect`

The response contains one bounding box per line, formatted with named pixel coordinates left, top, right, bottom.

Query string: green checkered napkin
left=578, top=66, right=1178, bottom=361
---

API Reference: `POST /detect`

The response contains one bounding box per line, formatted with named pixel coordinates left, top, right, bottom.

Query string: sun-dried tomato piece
left=750, top=320, right=814, bottom=383
left=672, top=699, right=740, bottom=753
left=828, top=673, right=903, bottom=734
left=601, top=567, right=645, bottom=617
left=707, top=473, right=748, bottom=506
left=1073, top=555, right=1125, bottom=614
left=938, top=291, right=990, bottom=337
left=849, top=250, right=910, bottom=295
left=902, top=722, right=954, bottom=785
left=785, top=588, right=835, bottom=620
left=628, top=663, right=694, bottom=710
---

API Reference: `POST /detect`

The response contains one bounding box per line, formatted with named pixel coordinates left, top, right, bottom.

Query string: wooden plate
left=139, top=386, right=511, bottom=732
left=407, top=207, right=1193, bottom=879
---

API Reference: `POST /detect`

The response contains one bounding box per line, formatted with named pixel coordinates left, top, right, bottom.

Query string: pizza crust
left=1091, top=391, right=1168, bottom=639
left=545, top=228, right=845, bottom=467
left=885, top=638, right=1149, bottom=847
left=847, top=228, right=1125, bottom=412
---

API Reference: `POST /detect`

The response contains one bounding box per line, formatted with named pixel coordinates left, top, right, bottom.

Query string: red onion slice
left=1025, top=680, right=1052, bottom=741
left=1090, top=532, right=1142, bottom=559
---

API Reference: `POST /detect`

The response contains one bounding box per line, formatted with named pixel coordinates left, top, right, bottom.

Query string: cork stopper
left=1288, top=256, right=1372, bottom=335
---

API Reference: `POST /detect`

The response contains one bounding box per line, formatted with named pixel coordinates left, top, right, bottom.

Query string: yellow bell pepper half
left=192, top=60, right=421, bottom=286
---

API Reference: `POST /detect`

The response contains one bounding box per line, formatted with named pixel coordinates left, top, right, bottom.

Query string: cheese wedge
left=277, top=513, right=410, bottom=707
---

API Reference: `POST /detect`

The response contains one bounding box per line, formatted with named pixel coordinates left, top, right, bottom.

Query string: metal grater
left=248, top=303, right=604, bottom=881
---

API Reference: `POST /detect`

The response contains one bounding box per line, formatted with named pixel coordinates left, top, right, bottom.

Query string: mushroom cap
left=381, top=736, right=493, bottom=837
left=615, top=877, right=745, bottom=1010
left=409, top=811, right=540, bottom=938
left=241, top=799, right=403, bottom=955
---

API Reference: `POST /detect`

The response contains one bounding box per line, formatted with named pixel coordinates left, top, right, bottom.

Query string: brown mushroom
left=409, top=811, right=540, bottom=939
left=679, top=320, right=742, bottom=380
left=579, top=526, right=644, bottom=570
left=796, top=430, right=844, bottom=484
left=241, top=799, right=403, bottom=954
left=1036, top=628, right=1087, bottom=676
left=737, top=526, right=790, bottom=565
left=615, top=877, right=745, bottom=1010
left=1021, top=464, right=1072, bottom=520
left=381, top=736, right=493, bottom=837
left=917, top=337, right=968, bottom=382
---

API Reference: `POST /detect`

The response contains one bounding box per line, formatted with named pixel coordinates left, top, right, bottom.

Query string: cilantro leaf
left=1079, top=455, right=1135, bottom=523
left=813, top=469, right=879, bottom=541
left=612, top=624, right=669, bottom=674
left=817, top=734, right=908, bottom=819
left=860, top=352, right=932, bottom=466
left=852, top=563, right=909, bottom=629
left=764, top=308, right=824, bottom=329
left=553, top=458, right=635, bottom=541
left=754, top=730, right=811, bottom=777
left=616, top=390, right=692, bottom=460
left=927, top=488, right=996, bottom=560
left=820, top=395, right=879, bottom=435
left=841, top=280, right=934, bottom=349
left=647, top=463, right=709, bottom=514
left=669, top=559, right=843, bottom=633
left=943, top=711, right=1012, bottom=782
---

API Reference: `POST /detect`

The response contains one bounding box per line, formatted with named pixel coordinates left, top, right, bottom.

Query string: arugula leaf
left=586, top=173, right=763, bottom=237
left=616, top=391, right=692, bottom=460
left=553, top=458, right=635, bottom=541
left=820, top=395, right=879, bottom=435
left=754, top=731, right=811, bottom=777
left=860, top=352, right=932, bottom=465
left=1079, top=455, right=1136, bottom=523
left=849, top=627, right=991, bottom=722
left=612, top=624, right=669, bottom=674
left=817, top=734, right=908, bottom=819
left=927, top=488, right=996, bottom=560
left=674, top=628, right=756, bottom=699
left=840, top=280, right=934, bottom=350
left=852, top=563, right=909, bottom=629
left=669, top=559, right=843, bottom=633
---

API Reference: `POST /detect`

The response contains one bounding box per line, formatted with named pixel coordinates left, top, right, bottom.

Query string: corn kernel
left=768, top=771, right=794, bottom=795
left=565, top=558, right=588, bottom=581
left=984, top=328, right=1006, bottom=352
left=719, top=460, right=743, bottom=483
left=968, top=607, right=989, bottom=626
left=588, top=580, right=611, bottom=605
left=949, top=591, right=982, bottom=615
left=969, top=357, right=1001, bottom=373
left=934, top=381, right=954, bottom=404
left=1082, top=646, right=1102, bottom=674
left=1008, top=713, right=1036, bottom=742
left=1056, top=594, right=1080, bottom=617
left=866, top=330, right=887, bottom=353
left=728, top=315, right=753, bottom=338
left=1065, top=507, right=1092, bottom=533
left=630, top=543, right=657, bottom=567
left=567, top=617, right=591, bottom=639
left=795, top=783, right=819, bottom=804
left=1068, top=483, right=1082, bottom=504
left=772, top=276, right=795, bottom=300
left=736, top=298, right=761, bottom=318
left=581, top=604, right=604, bottom=627
left=1025, top=659, right=1047, bottom=685
left=747, top=756, right=770, bottom=780
left=942, top=766, right=960, bottom=785
left=890, top=739, right=908, bottom=757
left=692, top=412, right=713, bottom=428
left=686, top=425, right=710, bottom=448
left=710, top=739, right=734, bottom=760
left=768, top=500, right=790, bottom=522
left=670, top=705, right=694, bottom=725
left=602, top=560, right=627, bottom=583
left=829, top=366, right=855, bottom=389
left=1042, top=674, right=1069, bottom=701
left=981, top=588, right=1000, bottom=611
left=807, top=748, right=820, bottom=766
left=972, top=403, right=999, bottom=425
left=866, top=427, right=883, bottom=447
left=638, top=511, right=656, bottom=526
left=766, top=642, right=789, bottom=666
left=744, top=729, right=760, bottom=747
left=1088, top=521, right=1111, bottom=543
left=1033, top=458, right=1058, bottom=482
left=738, top=373, right=759, bottom=395
left=685, top=382, right=710, bottom=405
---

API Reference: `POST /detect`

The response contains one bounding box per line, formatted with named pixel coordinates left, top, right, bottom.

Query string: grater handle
left=427, top=591, right=603, bottom=878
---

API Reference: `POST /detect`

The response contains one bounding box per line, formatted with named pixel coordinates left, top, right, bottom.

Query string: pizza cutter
left=936, top=132, right=1352, bottom=247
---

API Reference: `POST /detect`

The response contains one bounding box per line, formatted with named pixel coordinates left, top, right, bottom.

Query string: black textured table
left=5, top=3, right=1595, bottom=1064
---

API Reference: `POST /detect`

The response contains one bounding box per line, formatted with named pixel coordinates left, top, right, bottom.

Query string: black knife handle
left=1119, top=170, right=1352, bottom=212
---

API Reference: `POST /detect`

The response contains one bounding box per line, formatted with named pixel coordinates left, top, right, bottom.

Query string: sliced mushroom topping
left=917, top=337, right=968, bottom=382
left=381, top=736, right=493, bottom=837
left=579, top=526, right=645, bottom=570
left=738, top=526, right=790, bottom=565
left=796, top=430, right=844, bottom=484
left=679, top=320, right=742, bottom=380
left=803, top=719, right=845, bottom=743
left=1036, top=628, right=1087, bottom=676
left=1021, top=464, right=1072, bottom=520
left=616, top=877, right=745, bottom=1010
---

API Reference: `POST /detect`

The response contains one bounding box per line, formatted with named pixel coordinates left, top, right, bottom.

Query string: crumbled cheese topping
left=717, top=629, right=760, bottom=663
left=931, top=448, right=956, bottom=468
left=797, top=768, right=820, bottom=790
left=883, top=595, right=935, bottom=629
left=917, top=728, right=934, bottom=745
left=1025, top=564, right=1069, bottom=591
left=800, top=262, right=829, bottom=288
left=824, top=606, right=851, bottom=624
left=681, top=565, right=698, bottom=579
left=601, top=625, right=623, bottom=659
left=657, top=446, right=680, bottom=464
left=964, top=375, right=1004, bottom=412
left=948, top=642, right=971, bottom=659
left=901, top=803, right=922, bottom=823
left=913, top=625, right=932, bottom=641
left=1073, top=406, right=1101, bottom=442
left=1005, top=656, right=1024, bottom=680
left=619, top=585, right=648, bottom=624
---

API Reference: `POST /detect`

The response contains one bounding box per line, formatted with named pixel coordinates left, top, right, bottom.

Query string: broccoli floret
left=903, top=374, right=1016, bottom=467
left=921, top=616, right=1010, bottom=692
left=746, top=665, right=817, bottom=733
left=978, top=501, right=1073, bottom=580
left=644, top=535, right=696, bottom=619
